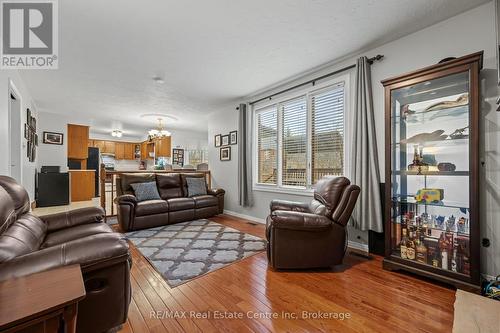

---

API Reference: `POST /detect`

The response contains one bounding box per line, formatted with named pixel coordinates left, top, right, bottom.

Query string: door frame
left=8, top=79, right=23, bottom=183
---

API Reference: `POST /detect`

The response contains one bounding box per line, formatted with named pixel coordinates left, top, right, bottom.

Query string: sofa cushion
left=0, top=214, right=47, bottom=262
left=186, top=177, right=208, bottom=197
left=180, top=173, right=206, bottom=197
left=130, top=182, right=161, bottom=202
left=135, top=200, right=169, bottom=216
left=41, top=222, right=113, bottom=249
left=167, top=198, right=195, bottom=211
left=192, top=195, right=218, bottom=208
left=156, top=173, right=183, bottom=200
left=120, top=173, right=156, bottom=195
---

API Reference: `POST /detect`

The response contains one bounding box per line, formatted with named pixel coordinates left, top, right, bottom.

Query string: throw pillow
left=186, top=177, right=207, bottom=197
left=130, top=182, right=161, bottom=202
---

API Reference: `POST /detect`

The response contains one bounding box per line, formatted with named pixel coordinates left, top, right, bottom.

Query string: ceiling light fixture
left=111, top=130, right=123, bottom=138
left=148, top=118, right=171, bottom=140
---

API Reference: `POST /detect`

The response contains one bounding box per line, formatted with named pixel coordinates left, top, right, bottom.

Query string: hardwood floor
left=118, top=214, right=455, bottom=333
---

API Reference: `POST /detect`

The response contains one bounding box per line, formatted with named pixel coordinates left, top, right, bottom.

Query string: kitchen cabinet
left=104, top=141, right=115, bottom=154
left=124, top=143, right=135, bottom=160
left=115, top=142, right=125, bottom=159
left=155, top=137, right=171, bottom=157
left=67, top=124, right=89, bottom=159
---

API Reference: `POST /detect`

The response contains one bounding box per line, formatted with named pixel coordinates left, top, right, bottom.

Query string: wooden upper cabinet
left=67, top=124, right=89, bottom=159
left=125, top=143, right=135, bottom=160
left=104, top=141, right=115, bottom=154
left=155, top=137, right=171, bottom=157
left=115, top=142, right=125, bottom=159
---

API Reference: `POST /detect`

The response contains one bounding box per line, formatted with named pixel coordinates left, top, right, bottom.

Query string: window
left=256, top=106, right=278, bottom=184
left=254, top=79, right=346, bottom=191
left=281, top=97, right=307, bottom=187
left=187, top=149, right=208, bottom=166
left=311, top=86, right=344, bottom=184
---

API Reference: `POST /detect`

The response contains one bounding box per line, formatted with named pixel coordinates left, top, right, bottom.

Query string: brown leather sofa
left=114, top=173, right=225, bottom=231
left=0, top=176, right=131, bottom=333
left=266, top=176, right=360, bottom=269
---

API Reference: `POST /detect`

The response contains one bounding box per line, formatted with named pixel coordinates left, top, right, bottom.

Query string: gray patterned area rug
left=125, top=219, right=267, bottom=287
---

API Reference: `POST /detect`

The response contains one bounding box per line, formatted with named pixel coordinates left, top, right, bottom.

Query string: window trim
left=252, top=74, right=350, bottom=194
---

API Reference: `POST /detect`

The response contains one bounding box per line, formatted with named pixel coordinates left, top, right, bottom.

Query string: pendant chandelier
left=148, top=118, right=171, bottom=140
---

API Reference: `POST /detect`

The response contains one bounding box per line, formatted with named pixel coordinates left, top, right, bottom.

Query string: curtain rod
left=237, top=54, right=384, bottom=109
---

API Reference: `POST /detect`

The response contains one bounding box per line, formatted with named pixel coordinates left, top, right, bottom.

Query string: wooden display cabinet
left=381, top=52, right=483, bottom=290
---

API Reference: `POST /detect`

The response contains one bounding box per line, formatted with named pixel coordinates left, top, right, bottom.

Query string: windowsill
left=252, top=185, right=314, bottom=197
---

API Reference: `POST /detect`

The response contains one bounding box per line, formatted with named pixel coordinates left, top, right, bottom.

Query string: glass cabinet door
left=390, top=71, right=471, bottom=277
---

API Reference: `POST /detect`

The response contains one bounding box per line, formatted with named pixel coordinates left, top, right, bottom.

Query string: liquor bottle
left=439, top=233, right=449, bottom=270
left=406, top=229, right=416, bottom=260
left=451, top=245, right=458, bottom=272
left=431, top=250, right=440, bottom=267
left=400, top=228, right=408, bottom=259
left=416, top=235, right=428, bottom=264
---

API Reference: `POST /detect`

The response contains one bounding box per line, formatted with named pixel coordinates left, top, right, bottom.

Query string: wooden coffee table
left=0, top=265, right=86, bottom=333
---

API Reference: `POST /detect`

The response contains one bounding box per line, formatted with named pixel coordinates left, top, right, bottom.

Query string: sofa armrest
left=269, top=211, right=332, bottom=231
left=40, top=207, right=105, bottom=232
left=114, top=194, right=137, bottom=205
left=0, top=233, right=129, bottom=282
left=207, top=188, right=225, bottom=196
left=270, top=200, right=310, bottom=213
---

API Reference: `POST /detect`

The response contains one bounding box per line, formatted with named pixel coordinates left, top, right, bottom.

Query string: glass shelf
left=392, top=197, right=469, bottom=209
left=393, top=170, right=469, bottom=176
left=392, top=105, right=469, bottom=123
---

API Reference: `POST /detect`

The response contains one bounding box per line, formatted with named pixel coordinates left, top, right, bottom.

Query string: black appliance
left=36, top=167, right=69, bottom=207
left=87, top=147, right=100, bottom=196
left=67, top=159, right=82, bottom=170
left=41, top=165, right=60, bottom=173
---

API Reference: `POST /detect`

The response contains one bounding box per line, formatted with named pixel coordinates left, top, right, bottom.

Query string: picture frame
left=229, top=130, right=237, bottom=145
left=24, top=124, right=29, bottom=139
left=220, top=146, right=231, bottom=161
left=214, top=134, right=222, bottom=147
left=43, top=131, right=64, bottom=145
left=221, top=134, right=229, bottom=146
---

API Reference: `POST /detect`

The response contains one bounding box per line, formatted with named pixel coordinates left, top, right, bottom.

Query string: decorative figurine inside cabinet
left=381, top=52, right=483, bottom=290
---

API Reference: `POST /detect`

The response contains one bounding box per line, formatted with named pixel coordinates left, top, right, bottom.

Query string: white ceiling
left=20, top=0, right=488, bottom=139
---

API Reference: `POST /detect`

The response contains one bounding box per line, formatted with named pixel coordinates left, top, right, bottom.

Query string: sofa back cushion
left=181, top=173, right=207, bottom=197
left=130, top=182, right=161, bottom=202
left=120, top=173, right=156, bottom=195
left=0, top=176, right=30, bottom=218
left=0, top=214, right=47, bottom=263
left=156, top=173, right=183, bottom=199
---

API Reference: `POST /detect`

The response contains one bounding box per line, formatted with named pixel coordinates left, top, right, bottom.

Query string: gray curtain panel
left=350, top=56, right=383, bottom=232
left=238, top=103, right=253, bottom=207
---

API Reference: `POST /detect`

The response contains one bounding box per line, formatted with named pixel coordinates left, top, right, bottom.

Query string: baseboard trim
left=347, top=240, right=369, bottom=252
left=223, top=210, right=266, bottom=224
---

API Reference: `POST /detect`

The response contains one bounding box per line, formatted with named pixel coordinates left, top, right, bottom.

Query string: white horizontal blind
left=311, top=85, right=345, bottom=184
left=281, top=97, right=307, bottom=187
left=256, top=106, right=278, bottom=184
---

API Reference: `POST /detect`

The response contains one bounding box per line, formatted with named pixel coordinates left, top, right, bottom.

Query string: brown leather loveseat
left=0, top=176, right=131, bottom=333
left=114, top=173, right=225, bottom=231
left=266, top=176, right=360, bottom=269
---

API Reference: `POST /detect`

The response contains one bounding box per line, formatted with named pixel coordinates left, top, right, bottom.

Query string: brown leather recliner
left=114, top=173, right=225, bottom=232
left=266, top=176, right=360, bottom=269
left=0, top=176, right=131, bottom=333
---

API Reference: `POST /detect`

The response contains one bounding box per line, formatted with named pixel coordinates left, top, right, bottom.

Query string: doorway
left=8, top=83, right=22, bottom=183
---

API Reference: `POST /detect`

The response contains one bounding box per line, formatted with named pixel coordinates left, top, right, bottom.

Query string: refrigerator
left=86, top=147, right=101, bottom=197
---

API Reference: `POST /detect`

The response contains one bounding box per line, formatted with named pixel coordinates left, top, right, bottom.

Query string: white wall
left=0, top=71, right=39, bottom=202
left=37, top=111, right=69, bottom=172
left=208, top=2, right=500, bottom=275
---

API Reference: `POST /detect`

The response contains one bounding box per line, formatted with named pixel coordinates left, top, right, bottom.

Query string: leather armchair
left=266, top=176, right=360, bottom=269
left=0, top=176, right=131, bottom=333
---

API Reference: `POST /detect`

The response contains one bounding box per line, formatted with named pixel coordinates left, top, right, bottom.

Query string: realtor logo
left=1, top=0, right=58, bottom=69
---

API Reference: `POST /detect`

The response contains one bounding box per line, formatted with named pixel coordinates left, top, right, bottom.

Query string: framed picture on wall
left=220, top=146, right=231, bottom=161
left=43, top=131, right=64, bottom=145
left=221, top=135, right=229, bottom=146
left=215, top=134, right=221, bottom=147
left=229, top=130, right=237, bottom=145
